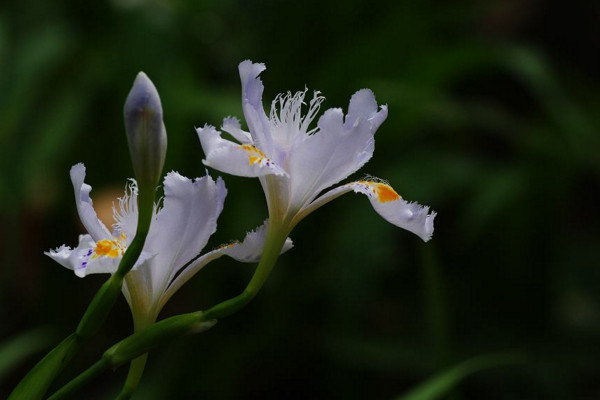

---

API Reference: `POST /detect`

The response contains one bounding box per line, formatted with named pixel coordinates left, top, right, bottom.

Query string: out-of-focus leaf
left=0, top=26, right=72, bottom=142
left=0, top=26, right=74, bottom=211
left=19, top=88, right=85, bottom=204
left=503, top=47, right=599, bottom=169
left=0, top=16, right=6, bottom=67
left=395, top=353, right=526, bottom=400
left=461, top=169, right=526, bottom=239
left=0, top=328, right=56, bottom=382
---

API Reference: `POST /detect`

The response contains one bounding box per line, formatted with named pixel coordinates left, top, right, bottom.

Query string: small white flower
left=197, top=61, right=435, bottom=241
left=46, top=163, right=292, bottom=328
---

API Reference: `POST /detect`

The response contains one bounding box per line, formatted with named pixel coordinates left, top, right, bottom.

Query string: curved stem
left=246, top=224, right=289, bottom=294
left=7, top=334, right=82, bottom=400
left=46, top=359, right=109, bottom=400
left=115, top=354, right=148, bottom=400
left=203, top=223, right=289, bottom=320
left=9, top=187, right=156, bottom=400
left=116, top=315, right=154, bottom=400
left=46, top=223, right=290, bottom=398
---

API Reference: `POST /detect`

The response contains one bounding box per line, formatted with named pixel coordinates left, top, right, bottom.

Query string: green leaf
left=7, top=333, right=81, bottom=400
left=0, top=328, right=56, bottom=383
left=396, top=353, right=526, bottom=400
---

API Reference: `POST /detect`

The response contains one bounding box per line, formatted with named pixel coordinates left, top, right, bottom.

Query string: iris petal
left=159, top=220, right=293, bottom=309
left=299, top=180, right=436, bottom=242
left=70, top=163, right=112, bottom=242
left=198, top=125, right=288, bottom=178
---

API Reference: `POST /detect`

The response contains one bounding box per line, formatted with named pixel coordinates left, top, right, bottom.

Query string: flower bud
left=124, top=72, right=167, bottom=190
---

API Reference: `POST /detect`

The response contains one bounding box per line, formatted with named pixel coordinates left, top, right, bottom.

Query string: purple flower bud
left=124, top=72, right=167, bottom=189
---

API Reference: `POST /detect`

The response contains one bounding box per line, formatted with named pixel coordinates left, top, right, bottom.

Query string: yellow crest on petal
left=93, top=233, right=127, bottom=259
left=358, top=181, right=401, bottom=203
left=241, top=144, right=270, bottom=166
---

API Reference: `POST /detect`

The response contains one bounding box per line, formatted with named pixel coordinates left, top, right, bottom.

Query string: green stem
left=47, top=223, right=290, bottom=398
left=203, top=223, right=288, bottom=320
left=46, top=359, right=110, bottom=400
left=76, top=184, right=154, bottom=338
left=7, top=334, right=82, bottom=400
left=47, top=313, right=209, bottom=400
left=115, top=354, right=148, bottom=400
left=8, top=187, right=155, bottom=400
left=116, top=315, right=154, bottom=400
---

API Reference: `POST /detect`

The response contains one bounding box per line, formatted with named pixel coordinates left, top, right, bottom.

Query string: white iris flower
left=46, top=163, right=291, bottom=329
left=197, top=60, right=435, bottom=241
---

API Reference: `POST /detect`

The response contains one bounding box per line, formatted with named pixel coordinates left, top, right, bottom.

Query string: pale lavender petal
left=143, top=172, right=226, bottom=297
left=160, top=220, right=293, bottom=308
left=222, top=116, right=253, bottom=144
left=298, top=180, right=435, bottom=242
left=70, top=163, right=112, bottom=241
left=197, top=125, right=287, bottom=178
left=221, top=220, right=293, bottom=263
left=287, top=90, right=388, bottom=210
left=239, top=60, right=274, bottom=155
left=45, top=234, right=119, bottom=277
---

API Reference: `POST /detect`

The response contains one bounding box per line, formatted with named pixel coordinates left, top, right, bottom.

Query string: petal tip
left=70, top=163, right=86, bottom=180
left=239, top=60, right=266, bottom=75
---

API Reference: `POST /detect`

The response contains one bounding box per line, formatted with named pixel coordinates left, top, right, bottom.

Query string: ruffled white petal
left=160, top=220, right=294, bottom=309
left=221, top=220, right=294, bottom=262
left=197, top=124, right=287, bottom=178
left=222, top=116, right=253, bottom=144
left=70, top=163, right=112, bottom=242
left=300, top=180, right=435, bottom=242
left=239, top=60, right=275, bottom=155
left=122, top=259, right=156, bottom=322
left=345, top=89, right=388, bottom=132
left=156, top=250, right=222, bottom=311
left=142, top=172, right=227, bottom=298
left=287, top=90, right=388, bottom=209
left=45, top=234, right=120, bottom=277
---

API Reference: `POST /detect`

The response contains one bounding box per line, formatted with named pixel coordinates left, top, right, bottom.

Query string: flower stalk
left=8, top=184, right=156, bottom=400
left=47, top=225, right=290, bottom=399
left=204, top=223, right=290, bottom=320
left=75, top=202, right=152, bottom=339
left=115, top=308, right=154, bottom=399
left=115, top=354, right=148, bottom=400
left=6, top=334, right=82, bottom=400
left=8, top=73, right=164, bottom=400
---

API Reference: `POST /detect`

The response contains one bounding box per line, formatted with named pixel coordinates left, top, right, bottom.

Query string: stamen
left=302, top=91, right=325, bottom=135
left=269, top=89, right=325, bottom=140
left=112, top=179, right=138, bottom=233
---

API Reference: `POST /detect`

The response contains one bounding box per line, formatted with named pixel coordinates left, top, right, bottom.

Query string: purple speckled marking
left=86, top=249, right=93, bottom=256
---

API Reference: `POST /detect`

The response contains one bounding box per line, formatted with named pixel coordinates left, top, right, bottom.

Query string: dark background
left=1, top=0, right=599, bottom=398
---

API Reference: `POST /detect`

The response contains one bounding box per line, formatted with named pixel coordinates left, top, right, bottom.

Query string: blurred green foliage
left=1, top=0, right=599, bottom=398
left=396, top=353, right=526, bottom=400
left=0, top=328, right=56, bottom=384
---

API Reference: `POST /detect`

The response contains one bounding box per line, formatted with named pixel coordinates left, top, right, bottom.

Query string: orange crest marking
left=358, top=181, right=401, bottom=203
left=93, top=233, right=127, bottom=259
left=241, top=145, right=268, bottom=165
left=374, top=183, right=400, bottom=203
